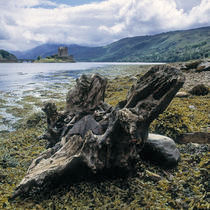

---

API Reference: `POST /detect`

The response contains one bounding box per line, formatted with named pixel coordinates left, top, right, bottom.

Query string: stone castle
left=58, top=47, right=69, bottom=57
left=53, top=46, right=75, bottom=62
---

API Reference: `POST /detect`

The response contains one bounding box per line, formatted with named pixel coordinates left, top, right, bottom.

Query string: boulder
left=141, top=134, right=180, bottom=168
left=175, top=91, right=190, bottom=98
left=11, top=65, right=185, bottom=199
left=189, top=84, right=209, bottom=96
left=129, top=76, right=138, bottom=82
left=184, top=60, right=202, bottom=70
left=196, top=61, right=210, bottom=72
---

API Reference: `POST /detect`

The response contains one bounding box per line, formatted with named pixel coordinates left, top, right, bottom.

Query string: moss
left=34, top=58, right=75, bottom=63
left=21, top=96, right=43, bottom=107
left=1, top=140, right=208, bottom=209
left=150, top=96, right=210, bottom=138
left=5, top=103, right=36, bottom=118
left=0, top=98, right=6, bottom=104
left=0, top=148, right=19, bottom=168
left=0, top=65, right=209, bottom=209
left=34, top=58, right=57, bottom=63
left=25, top=112, right=46, bottom=128
left=4, top=96, right=43, bottom=120
left=105, top=75, right=209, bottom=138
left=6, top=107, right=26, bottom=118
left=0, top=124, right=47, bottom=209
left=0, top=98, right=7, bottom=108
left=105, top=76, right=134, bottom=106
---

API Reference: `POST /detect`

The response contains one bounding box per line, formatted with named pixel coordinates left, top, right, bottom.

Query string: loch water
left=0, top=62, right=161, bottom=131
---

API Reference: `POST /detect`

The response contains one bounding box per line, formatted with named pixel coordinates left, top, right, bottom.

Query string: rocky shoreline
left=0, top=62, right=209, bottom=209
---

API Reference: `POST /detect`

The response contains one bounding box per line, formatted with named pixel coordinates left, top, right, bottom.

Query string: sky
left=0, top=0, right=209, bottom=51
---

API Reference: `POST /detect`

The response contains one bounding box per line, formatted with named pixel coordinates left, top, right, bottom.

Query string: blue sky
left=51, top=0, right=105, bottom=6
left=0, top=0, right=209, bottom=51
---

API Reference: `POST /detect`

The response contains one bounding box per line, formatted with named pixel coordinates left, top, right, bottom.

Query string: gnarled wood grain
left=12, top=65, right=185, bottom=199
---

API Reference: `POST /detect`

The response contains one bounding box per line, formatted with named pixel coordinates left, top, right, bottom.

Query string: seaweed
left=0, top=65, right=209, bottom=209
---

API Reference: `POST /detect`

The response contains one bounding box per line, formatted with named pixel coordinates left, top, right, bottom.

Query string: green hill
left=0, top=50, right=17, bottom=62
left=13, top=26, right=210, bottom=62
left=95, top=26, right=210, bottom=62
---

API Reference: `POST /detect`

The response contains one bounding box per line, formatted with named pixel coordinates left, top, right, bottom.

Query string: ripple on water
left=0, top=64, right=150, bottom=131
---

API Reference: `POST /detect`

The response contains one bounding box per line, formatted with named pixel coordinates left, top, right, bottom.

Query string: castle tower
left=58, top=46, right=69, bottom=57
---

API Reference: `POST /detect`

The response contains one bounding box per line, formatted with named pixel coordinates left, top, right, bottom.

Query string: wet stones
left=189, top=84, right=209, bottom=96
left=141, top=134, right=181, bottom=168
left=196, top=61, right=210, bottom=72
left=175, top=91, right=190, bottom=98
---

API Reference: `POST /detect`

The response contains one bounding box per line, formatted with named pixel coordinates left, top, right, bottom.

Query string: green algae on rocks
left=150, top=96, right=210, bottom=139
left=0, top=64, right=209, bottom=209
left=1, top=125, right=209, bottom=209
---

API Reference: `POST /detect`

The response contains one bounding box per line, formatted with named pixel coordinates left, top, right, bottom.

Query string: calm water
left=0, top=62, right=162, bottom=91
left=0, top=62, right=161, bottom=131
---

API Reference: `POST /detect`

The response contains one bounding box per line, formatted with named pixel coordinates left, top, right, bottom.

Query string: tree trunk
left=11, top=65, right=185, bottom=199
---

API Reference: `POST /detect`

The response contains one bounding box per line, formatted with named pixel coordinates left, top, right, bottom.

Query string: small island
left=34, top=46, right=75, bottom=63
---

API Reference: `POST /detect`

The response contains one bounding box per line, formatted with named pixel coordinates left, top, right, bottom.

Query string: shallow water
left=0, top=62, right=161, bottom=131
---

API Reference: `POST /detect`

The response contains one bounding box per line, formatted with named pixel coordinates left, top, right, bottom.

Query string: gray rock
left=196, top=61, right=210, bottom=72
left=129, top=76, right=138, bottom=82
left=175, top=91, right=190, bottom=98
left=185, top=60, right=202, bottom=70
left=141, top=134, right=180, bottom=168
left=189, top=105, right=196, bottom=110
left=189, top=84, right=209, bottom=96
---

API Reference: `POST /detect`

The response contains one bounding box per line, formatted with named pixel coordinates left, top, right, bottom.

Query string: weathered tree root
left=11, top=65, right=185, bottom=199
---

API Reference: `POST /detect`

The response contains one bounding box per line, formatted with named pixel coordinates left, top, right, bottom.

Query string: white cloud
left=0, top=0, right=209, bottom=51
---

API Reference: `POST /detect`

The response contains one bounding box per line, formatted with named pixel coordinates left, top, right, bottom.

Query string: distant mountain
left=0, top=50, right=17, bottom=62
left=13, top=44, right=106, bottom=61
left=13, top=26, right=210, bottom=62
left=13, top=44, right=61, bottom=60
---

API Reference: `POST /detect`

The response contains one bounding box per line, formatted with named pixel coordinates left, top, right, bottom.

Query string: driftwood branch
left=11, top=65, right=185, bottom=199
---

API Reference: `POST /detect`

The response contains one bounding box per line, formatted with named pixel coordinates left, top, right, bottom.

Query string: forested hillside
left=13, top=26, right=210, bottom=62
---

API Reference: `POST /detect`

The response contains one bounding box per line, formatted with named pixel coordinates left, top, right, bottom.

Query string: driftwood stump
left=12, top=65, right=185, bottom=199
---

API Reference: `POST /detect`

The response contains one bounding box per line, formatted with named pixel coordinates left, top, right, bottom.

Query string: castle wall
left=58, top=47, right=68, bottom=57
